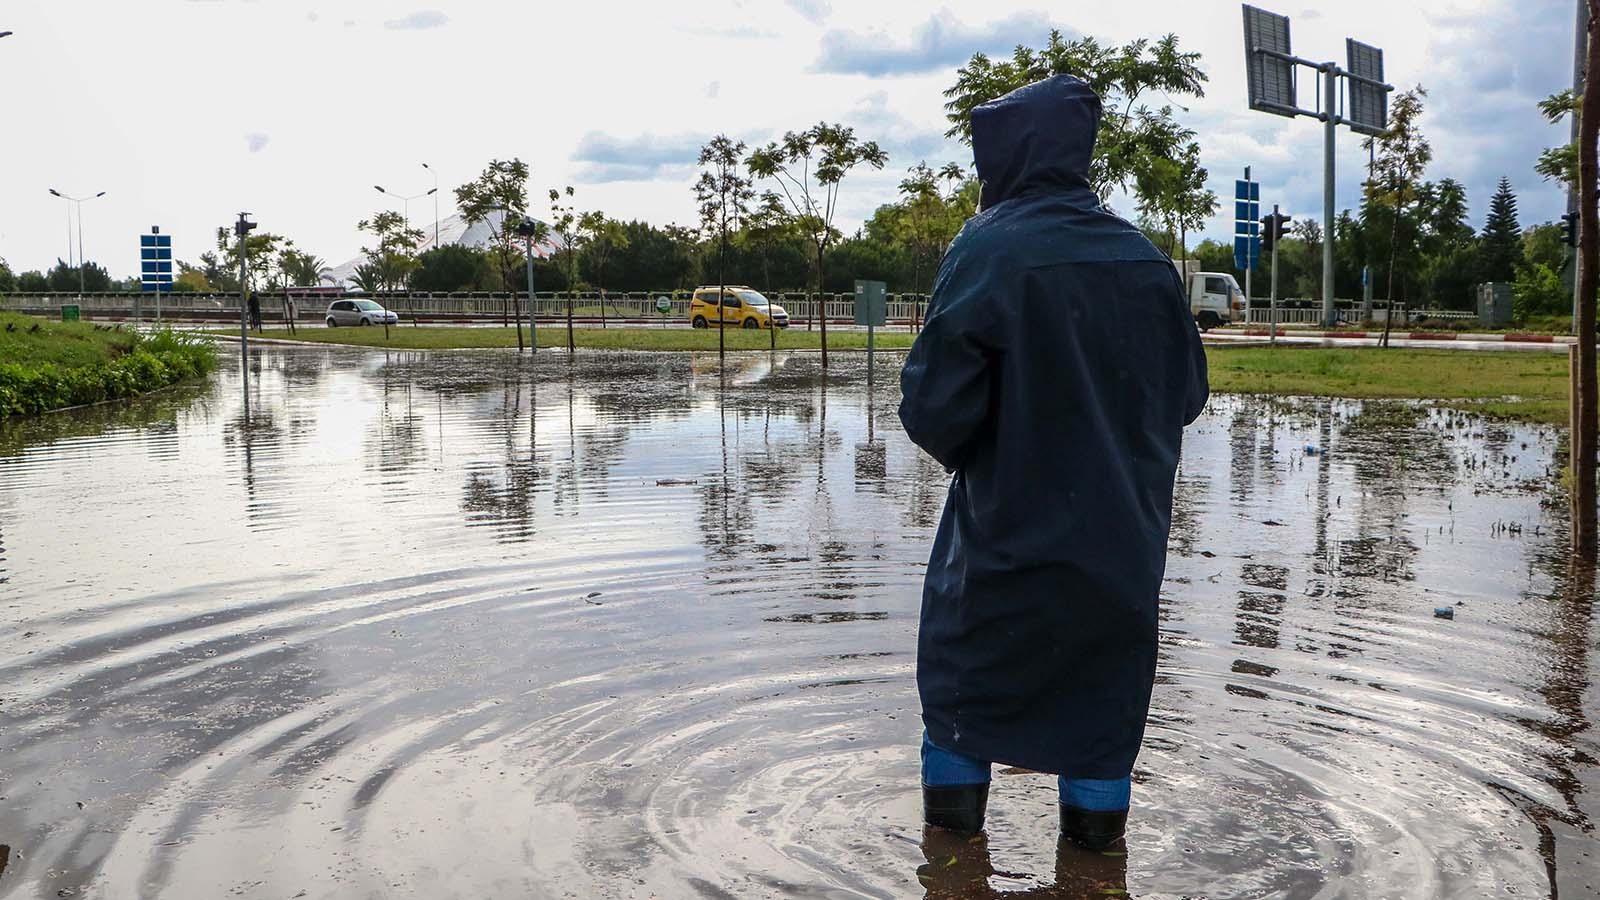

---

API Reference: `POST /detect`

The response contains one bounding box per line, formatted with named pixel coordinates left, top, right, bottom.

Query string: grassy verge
left=1206, top=345, right=1569, bottom=423
left=208, top=325, right=919, bottom=352
left=1, top=313, right=219, bottom=418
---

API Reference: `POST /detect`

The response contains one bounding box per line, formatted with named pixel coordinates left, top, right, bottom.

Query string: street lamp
left=48, top=188, right=107, bottom=296
left=373, top=184, right=437, bottom=236
left=421, top=162, right=440, bottom=248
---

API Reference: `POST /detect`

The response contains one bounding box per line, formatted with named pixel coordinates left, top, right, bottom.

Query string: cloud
left=814, top=10, right=1061, bottom=77
left=245, top=133, right=270, bottom=153
left=383, top=10, right=449, bottom=30
left=571, top=132, right=708, bottom=183
left=684, top=24, right=780, bottom=39
left=786, top=0, right=830, bottom=25
left=845, top=92, right=959, bottom=164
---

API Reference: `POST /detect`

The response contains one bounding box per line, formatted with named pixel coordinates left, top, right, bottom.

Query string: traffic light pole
left=1271, top=203, right=1280, bottom=347
left=237, top=213, right=251, bottom=391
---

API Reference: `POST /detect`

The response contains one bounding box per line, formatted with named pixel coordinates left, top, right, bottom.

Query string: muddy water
left=0, top=347, right=1596, bottom=899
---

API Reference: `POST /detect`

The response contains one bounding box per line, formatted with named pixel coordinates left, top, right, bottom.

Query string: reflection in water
left=0, top=347, right=1595, bottom=898
left=917, top=829, right=1128, bottom=898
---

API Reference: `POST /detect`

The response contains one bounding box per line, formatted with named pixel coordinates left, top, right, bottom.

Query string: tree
left=455, top=158, right=532, bottom=337
left=357, top=211, right=426, bottom=292
left=1480, top=177, right=1525, bottom=284
left=740, top=194, right=801, bottom=292
left=943, top=31, right=1206, bottom=205
left=46, top=259, right=111, bottom=293
left=215, top=227, right=291, bottom=293
left=17, top=271, right=48, bottom=293
left=279, top=251, right=330, bottom=288
left=696, top=135, right=755, bottom=356
left=578, top=212, right=630, bottom=328
left=1363, top=86, right=1432, bottom=346
left=0, top=258, right=14, bottom=294
left=413, top=245, right=495, bottom=292
left=602, top=220, right=701, bottom=291
left=893, top=162, right=970, bottom=325
left=547, top=186, right=583, bottom=352
left=747, top=123, right=887, bottom=367
left=1574, top=0, right=1600, bottom=556
left=349, top=264, right=382, bottom=294
left=1537, top=89, right=1579, bottom=190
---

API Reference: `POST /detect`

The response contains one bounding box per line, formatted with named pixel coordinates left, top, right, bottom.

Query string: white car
left=326, top=299, right=399, bottom=327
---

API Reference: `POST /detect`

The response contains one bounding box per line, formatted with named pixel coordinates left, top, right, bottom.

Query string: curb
left=1237, top=329, right=1575, bottom=344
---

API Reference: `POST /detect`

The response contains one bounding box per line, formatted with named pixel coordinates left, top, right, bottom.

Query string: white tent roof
left=327, top=209, right=563, bottom=287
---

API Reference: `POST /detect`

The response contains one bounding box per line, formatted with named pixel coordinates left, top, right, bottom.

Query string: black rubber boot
left=1059, top=804, right=1127, bottom=851
left=922, top=783, right=990, bottom=833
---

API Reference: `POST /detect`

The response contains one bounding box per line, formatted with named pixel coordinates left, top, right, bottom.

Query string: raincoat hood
left=972, top=74, right=1101, bottom=210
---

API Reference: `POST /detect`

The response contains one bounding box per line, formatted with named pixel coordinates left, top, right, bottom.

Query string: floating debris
left=1434, top=607, right=1455, bottom=620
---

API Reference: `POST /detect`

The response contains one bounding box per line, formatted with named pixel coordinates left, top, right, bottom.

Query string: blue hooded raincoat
left=900, top=75, right=1209, bottom=780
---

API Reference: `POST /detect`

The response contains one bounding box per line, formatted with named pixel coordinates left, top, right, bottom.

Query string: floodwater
left=0, top=347, right=1596, bottom=899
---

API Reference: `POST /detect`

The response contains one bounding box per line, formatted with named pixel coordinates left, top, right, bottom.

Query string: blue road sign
left=140, top=229, right=173, bottom=290
left=1233, top=180, right=1262, bottom=271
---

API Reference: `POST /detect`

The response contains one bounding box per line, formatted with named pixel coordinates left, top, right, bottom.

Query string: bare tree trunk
left=1574, top=1, right=1600, bottom=558
left=1381, top=202, right=1401, bottom=349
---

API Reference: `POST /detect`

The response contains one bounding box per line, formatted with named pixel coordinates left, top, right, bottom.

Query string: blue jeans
left=921, top=730, right=1131, bottom=812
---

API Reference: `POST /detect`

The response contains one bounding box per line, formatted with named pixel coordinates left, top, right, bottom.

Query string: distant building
left=326, top=210, right=563, bottom=287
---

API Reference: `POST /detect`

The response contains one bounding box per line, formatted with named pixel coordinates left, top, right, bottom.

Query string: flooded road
left=1, top=347, right=1596, bottom=898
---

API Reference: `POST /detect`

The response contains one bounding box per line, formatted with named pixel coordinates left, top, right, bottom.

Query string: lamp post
left=374, top=184, right=436, bottom=235
left=421, top=162, right=440, bottom=249
left=48, top=188, right=107, bottom=296
left=375, top=183, right=437, bottom=329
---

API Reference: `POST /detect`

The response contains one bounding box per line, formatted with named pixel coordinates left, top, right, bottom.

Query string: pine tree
left=1479, top=177, right=1524, bottom=283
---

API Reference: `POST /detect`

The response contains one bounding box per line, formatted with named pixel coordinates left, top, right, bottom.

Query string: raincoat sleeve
left=1176, top=273, right=1210, bottom=425
left=899, top=254, right=999, bottom=472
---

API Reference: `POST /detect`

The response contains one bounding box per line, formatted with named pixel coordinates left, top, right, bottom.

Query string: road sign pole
left=1322, top=65, right=1338, bottom=328
left=1244, top=167, right=1254, bottom=308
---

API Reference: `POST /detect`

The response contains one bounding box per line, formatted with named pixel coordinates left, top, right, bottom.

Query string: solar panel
left=1243, top=5, right=1296, bottom=116
left=1346, top=39, right=1388, bottom=136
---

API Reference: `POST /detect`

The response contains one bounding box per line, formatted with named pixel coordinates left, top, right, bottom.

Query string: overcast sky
left=0, top=0, right=1575, bottom=278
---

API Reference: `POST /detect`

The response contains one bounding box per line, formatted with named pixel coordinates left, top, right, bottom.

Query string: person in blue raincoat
left=900, top=74, right=1208, bottom=849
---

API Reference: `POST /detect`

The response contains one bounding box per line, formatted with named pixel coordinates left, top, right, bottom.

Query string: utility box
left=60, top=305, right=81, bottom=322
left=1477, top=283, right=1513, bottom=327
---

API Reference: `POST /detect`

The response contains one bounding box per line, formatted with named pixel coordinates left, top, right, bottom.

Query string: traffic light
left=1260, top=212, right=1292, bottom=252
left=1563, top=211, right=1580, bottom=248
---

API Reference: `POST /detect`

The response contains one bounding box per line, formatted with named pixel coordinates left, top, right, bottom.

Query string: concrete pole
left=1322, top=65, right=1338, bottom=327
left=1573, top=0, right=1589, bottom=332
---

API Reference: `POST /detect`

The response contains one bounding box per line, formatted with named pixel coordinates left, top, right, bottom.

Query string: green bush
left=0, top=328, right=218, bottom=418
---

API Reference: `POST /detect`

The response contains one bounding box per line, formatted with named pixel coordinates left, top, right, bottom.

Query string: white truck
left=1187, top=271, right=1246, bottom=331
